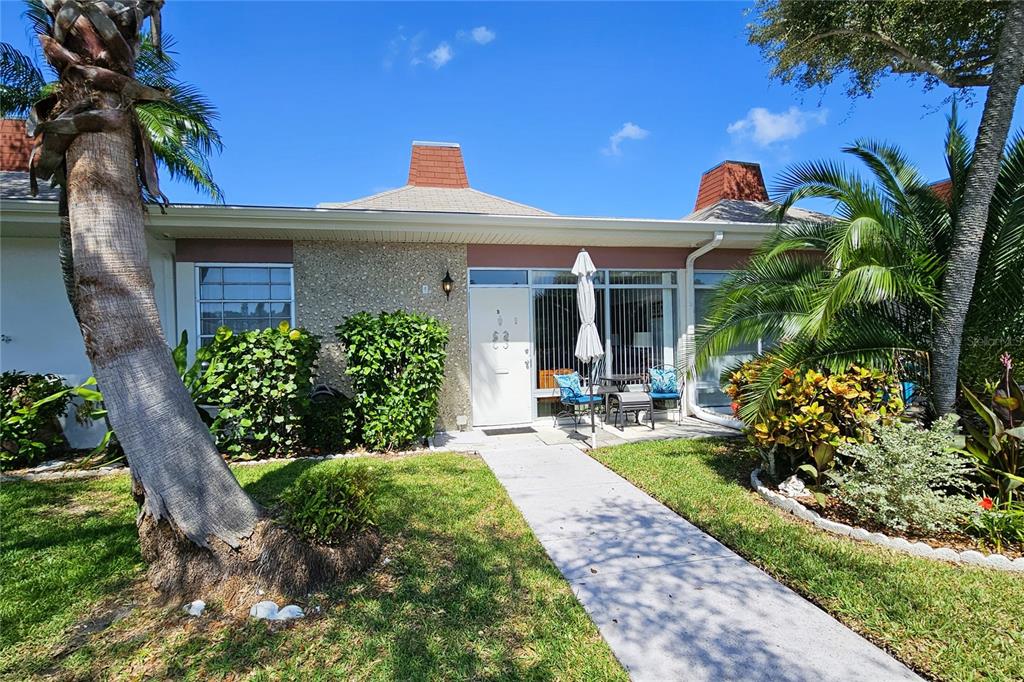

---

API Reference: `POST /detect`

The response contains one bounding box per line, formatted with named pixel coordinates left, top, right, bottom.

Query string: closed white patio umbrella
left=572, top=249, right=604, bottom=449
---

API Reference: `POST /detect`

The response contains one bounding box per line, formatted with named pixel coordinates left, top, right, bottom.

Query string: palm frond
left=0, top=41, right=45, bottom=118
left=22, top=0, right=52, bottom=38
left=132, top=33, right=224, bottom=202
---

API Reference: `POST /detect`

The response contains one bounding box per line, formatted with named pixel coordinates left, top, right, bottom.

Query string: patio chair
left=553, top=370, right=604, bottom=427
left=646, top=364, right=683, bottom=424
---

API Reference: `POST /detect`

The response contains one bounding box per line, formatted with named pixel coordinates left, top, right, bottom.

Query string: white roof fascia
left=0, top=199, right=773, bottom=249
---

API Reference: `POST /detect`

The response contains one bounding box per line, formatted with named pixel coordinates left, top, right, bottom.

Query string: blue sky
left=3, top=1, right=1023, bottom=218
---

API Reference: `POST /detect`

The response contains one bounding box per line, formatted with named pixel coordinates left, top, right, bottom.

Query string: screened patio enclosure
left=468, top=268, right=679, bottom=420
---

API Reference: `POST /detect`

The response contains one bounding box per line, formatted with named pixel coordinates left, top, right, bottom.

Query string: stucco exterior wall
left=1, top=234, right=177, bottom=447
left=293, top=241, right=470, bottom=430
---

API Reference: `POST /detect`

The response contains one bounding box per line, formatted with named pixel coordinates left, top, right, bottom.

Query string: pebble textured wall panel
left=294, top=241, right=470, bottom=430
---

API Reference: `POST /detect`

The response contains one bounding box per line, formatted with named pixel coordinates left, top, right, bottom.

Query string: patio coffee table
left=599, top=373, right=645, bottom=392
left=607, top=391, right=654, bottom=431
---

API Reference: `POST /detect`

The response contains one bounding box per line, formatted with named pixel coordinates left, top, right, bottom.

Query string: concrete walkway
left=480, top=443, right=921, bottom=682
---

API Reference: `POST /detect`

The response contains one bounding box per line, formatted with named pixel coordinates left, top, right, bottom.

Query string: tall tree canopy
left=696, top=114, right=1024, bottom=422
left=748, top=0, right=1024, bottom=415
left=749, top=0, right=1019, bottom=96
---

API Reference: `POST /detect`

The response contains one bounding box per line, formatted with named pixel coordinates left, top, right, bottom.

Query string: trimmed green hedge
left=336, top=311, right=449, bottom=451
left=202, top=323, right=321, bottom=459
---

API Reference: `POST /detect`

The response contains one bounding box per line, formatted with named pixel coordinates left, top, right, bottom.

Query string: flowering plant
left=968, top=499, right=1024, bottom=552
left=959, top=353, right=1024, bottom=503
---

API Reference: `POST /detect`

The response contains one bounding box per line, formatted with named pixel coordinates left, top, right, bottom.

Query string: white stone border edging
left=750, top=468, right=1024, bottom=573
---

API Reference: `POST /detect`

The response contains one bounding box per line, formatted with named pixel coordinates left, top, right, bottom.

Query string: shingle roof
left=683, top=199, right=828, bottom=224
left=1, top=171, right=60, bottom=201
left=319, top=185, right=553, bottom=216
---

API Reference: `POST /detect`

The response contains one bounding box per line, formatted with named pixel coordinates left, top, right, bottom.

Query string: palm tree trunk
left=58, top=188, right=79, bottom=323
left=932, top=1, right=1024, bottom=415
left=65, top=123, right=260, bottom=549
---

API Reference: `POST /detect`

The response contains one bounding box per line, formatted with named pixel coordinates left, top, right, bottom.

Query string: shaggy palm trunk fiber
left=65, top=124, right=379, bottom=599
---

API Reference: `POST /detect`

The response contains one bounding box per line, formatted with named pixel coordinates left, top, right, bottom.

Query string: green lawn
left=591, top=438, right=1024, bottom=682
left=1, top=453, right=626, bottom=681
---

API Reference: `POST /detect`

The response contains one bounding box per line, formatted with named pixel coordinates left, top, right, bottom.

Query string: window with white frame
left=196, top=265, right=294, bottom=345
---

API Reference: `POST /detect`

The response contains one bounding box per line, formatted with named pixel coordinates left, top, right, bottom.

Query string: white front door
left=470, top=287, right=533, bottom=426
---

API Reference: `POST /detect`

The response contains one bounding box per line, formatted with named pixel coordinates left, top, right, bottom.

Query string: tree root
left=137, top=513, right=381, bottom=607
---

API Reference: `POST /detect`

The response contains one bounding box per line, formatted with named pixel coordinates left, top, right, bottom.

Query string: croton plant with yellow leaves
left=726, top=358, right=905, bottom=480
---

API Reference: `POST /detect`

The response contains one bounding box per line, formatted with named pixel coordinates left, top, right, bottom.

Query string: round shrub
left=278, top=461, right=386, bottom=544
left=1, top=371, right=72, bottom=469
left=201, top=322, right=321, bottom=459
left=336, top=310, right=449, bottom=451
left=835, top=416, right=977, bottom=534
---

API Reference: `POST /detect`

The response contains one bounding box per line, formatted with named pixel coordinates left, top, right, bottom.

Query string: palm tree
left=2, top=8, right=222, bottom=318
left=696, top=113, right=1024, bottom=423
left=932, top=2, right=1024, bottom=416
left=17, top=0, right=362, bottom=597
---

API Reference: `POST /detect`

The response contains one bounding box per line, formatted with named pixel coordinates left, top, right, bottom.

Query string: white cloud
left=469, top=26, right=496, bottom=44
left=383, top=28, right=425, bottom=70
left=602, top=122, right=650, bottom=156
left=727, top=106, right=828, bottom=147
left=427, top=42, right=453, bottom=68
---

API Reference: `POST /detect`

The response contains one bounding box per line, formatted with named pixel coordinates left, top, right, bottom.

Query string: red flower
left=979, top=497, right=994, bottom=511
left=730, top=401, right=741, bottom=415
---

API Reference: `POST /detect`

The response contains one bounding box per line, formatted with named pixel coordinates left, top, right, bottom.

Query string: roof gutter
left=683, top=231, right=744, bottom=430
left=0, top=199, right=775, bottom=248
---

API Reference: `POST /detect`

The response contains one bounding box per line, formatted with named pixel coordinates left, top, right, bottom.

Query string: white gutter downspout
left=684, top=231, right=744, bottom=430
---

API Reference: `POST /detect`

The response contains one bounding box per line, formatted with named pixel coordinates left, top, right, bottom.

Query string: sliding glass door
left=522, top=269, right=677, bottom=417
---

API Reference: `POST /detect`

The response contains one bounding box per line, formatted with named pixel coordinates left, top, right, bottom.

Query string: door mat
left=482, top=427, right=537, bottom=436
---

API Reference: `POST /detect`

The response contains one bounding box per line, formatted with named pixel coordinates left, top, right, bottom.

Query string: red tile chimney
left=408, top=141, right=469, bottom=188
left=1, top=119, right=34, bottom=172
left=693, top=160, right=769, bottom=211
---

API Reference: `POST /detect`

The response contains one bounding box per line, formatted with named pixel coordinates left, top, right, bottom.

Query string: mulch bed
left=770, top=484, right=1023, bottom=560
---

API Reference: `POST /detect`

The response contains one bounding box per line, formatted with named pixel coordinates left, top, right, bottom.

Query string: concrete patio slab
left=480, top=444, right=921, bottom=682
left=433, top=415, right=738, bottom=457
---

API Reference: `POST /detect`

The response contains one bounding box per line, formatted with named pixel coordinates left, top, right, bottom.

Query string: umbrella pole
left=589, top=361, right=597, bottom=449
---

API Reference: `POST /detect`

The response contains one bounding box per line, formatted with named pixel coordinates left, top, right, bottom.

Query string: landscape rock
left=183, top=600, right=205, bottom=617
left=868, top=532, right=891, bottom=547
left=777, top=475, right=807, bottom=498
left=887, top=537, right=912, bottom=551
left=850, top=527, right=872, bottom=542
left=249, top=600, right=280, bottom=620
left=274, top=605, right=305, bottom=620
left=792, top=505, right=817, bottom=522
left=30, top=459, right=68, bottom=473
left=248, top=601, right=306, bottom=621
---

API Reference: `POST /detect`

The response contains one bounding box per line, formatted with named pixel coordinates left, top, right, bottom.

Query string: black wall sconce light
left=441, top=269, right=454, bottom=300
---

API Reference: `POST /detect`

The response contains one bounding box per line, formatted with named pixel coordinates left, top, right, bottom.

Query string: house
left=0, top=119, right=822, bottom=445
